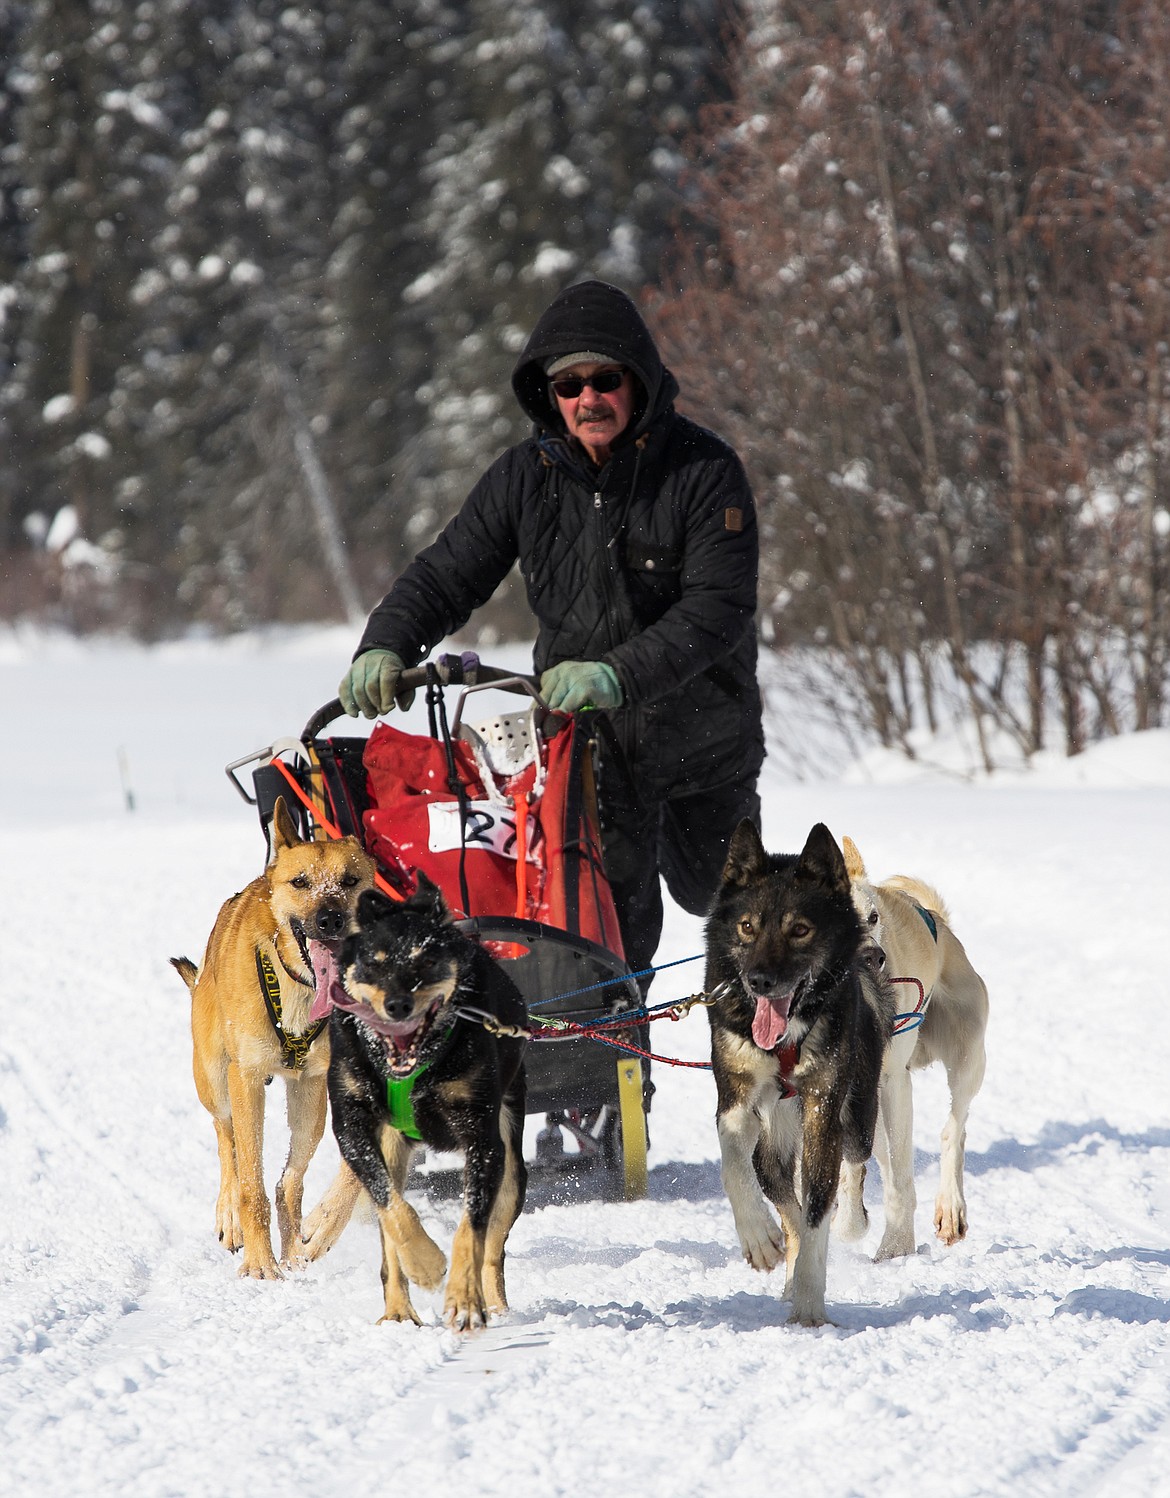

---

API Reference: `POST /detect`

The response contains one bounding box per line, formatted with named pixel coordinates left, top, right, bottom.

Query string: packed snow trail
left=2, top=631, right=1170, bottom=1498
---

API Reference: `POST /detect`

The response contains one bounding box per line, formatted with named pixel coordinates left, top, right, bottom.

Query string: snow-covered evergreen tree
left=400, top=0, right=718, bottom=528
left=1, top=0, right=723, bottom=628
left=7, top=0, right=166, bottom=619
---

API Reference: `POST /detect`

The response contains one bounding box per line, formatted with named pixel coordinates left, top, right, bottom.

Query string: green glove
left=539, top=660, right=623, bottom=713
left=338, top=649, right=415, bottom=717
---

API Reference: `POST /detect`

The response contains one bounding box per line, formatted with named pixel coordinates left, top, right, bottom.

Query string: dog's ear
left=356, top=888, right=398, bottom=926
left=270, top=797, right=304, bottom=858
left=721, top=818, right=769, bottom=887
left=841, top=835, right=866, bottom=880
left=798, top=823, right=849, bottom=894
left=408, top=870, right=450, bottom=921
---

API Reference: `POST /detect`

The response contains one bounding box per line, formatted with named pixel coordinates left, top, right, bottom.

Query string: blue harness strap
left=891, top=903, right=939, bottom=1034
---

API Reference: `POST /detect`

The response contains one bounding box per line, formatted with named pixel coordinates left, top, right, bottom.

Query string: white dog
left=835, top=838, right=989, bottom=1259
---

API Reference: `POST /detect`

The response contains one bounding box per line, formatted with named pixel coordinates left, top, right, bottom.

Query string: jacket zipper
left=593, top=489, right=622, bottom=654
left=591, top=485, right=639, bottom=771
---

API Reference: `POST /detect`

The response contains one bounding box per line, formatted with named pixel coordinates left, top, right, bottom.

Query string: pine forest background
left=2, top=0, right=1168, bottom=761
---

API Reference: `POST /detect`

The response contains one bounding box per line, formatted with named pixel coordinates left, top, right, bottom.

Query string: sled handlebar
left=225, top=656, right=545, bottom=806
left=301, top=655, right=541, bottom=741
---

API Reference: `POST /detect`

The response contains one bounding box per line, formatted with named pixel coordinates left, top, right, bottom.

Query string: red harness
left=775, top=1038, right=800, bottom=1099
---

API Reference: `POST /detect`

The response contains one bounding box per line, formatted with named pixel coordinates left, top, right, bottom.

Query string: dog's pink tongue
left=308, top=941, right=345, bottom=1022
left=752, top=995, right=791, bottom=1051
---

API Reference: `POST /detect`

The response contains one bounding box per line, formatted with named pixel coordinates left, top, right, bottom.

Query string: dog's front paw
left=238, top=1254, right=283, bottom=1281
left=444, top=1290, right=489, bottom=1333
left=299, top=1212, right=343, bottom=1262
left=216, top=1190, right=243, bottom=1253
left=378, top=1301, right=423, bottom=1327
left=736, top=1209, right=786, bottom=1273
left=382, top=1198, right=447, bottom=1288
left=787, top=1298, right=830, bottom=1328
left=834, top=1164, right=869, bottom=1242
left=301, top=1165, right=363, bottom=1260
left=874, top=1225, right=916, bottom=1261
left=833, top=1196, right=869, bottom=1243
left=399, top=1231, right=447, bottom=1291
left=481, top=1265, right=509, bottom=1316
left=934, top=1195, right=968, bottom=1246
left=298, top=1207, right=349, bottom=1262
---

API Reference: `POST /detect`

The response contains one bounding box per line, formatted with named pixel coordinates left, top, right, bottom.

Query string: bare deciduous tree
left=653, top=0, right=1170, bottom=761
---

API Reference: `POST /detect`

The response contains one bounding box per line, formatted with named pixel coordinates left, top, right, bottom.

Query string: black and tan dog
left=311, top=877, right=528, bottom=1329
left=171, top=797, right=375, bottom=1279
left=706, top=820, right=893, bottom=1326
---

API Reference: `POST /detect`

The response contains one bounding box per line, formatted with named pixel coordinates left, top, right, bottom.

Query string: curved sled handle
left=224, top=735, right=311, bottom=805
left=301, top=698, right=348, bottom=740
left=300, top=657, right=542, bottom=741
left=448, top=675, right=549, bottom=736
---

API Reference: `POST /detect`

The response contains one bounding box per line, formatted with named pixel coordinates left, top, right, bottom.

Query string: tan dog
left=171, top=798, right=375, bottom=1278
left=835, top=837, right=989, bottom=1260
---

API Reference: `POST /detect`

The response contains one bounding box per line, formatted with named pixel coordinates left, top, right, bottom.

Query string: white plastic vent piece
left=459, top=706, right=546, bottom=801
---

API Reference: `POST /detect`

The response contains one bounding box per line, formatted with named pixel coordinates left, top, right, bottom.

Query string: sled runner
left=226, top=652, right=651, bottom=1199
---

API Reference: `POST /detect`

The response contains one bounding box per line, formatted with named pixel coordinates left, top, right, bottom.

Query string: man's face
left=551, top=361, right=635, bottom=466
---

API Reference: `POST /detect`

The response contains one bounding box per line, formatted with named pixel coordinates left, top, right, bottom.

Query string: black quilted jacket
left=357, top=281, right=764, bottom=796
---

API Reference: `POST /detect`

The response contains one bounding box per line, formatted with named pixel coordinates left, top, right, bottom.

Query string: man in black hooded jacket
left=340, top=279, right=765, bottom=993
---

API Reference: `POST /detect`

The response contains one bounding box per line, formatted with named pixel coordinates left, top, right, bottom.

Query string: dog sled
left=226, top=653, right=651, bottom=1198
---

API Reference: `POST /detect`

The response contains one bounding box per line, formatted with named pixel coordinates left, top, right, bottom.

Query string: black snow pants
left=598, top=767, right=762, bottom=997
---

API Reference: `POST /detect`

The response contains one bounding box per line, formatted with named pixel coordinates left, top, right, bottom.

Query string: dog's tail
left=882, top=875, right=951, bottom=925
left=170, top=956, right=199, bottom=992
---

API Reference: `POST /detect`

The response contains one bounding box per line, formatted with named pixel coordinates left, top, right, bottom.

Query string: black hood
left=511, top=279, right=680, bottom=448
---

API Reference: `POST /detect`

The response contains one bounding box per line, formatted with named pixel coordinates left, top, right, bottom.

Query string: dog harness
left=384, top=1021, right=458, bottom=1140
left=385, top=1067, right=432, bottom=1141
left=774, top=1038, right=799, bottom=1099
left=889, top=907, right=937, bottom=1034
left=255, top=947, right=327, bottom=1070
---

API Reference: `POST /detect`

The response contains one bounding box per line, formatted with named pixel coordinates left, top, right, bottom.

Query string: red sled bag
left=361, top=707, right=625, bottom=958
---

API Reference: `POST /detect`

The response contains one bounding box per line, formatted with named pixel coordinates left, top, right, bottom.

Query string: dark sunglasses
left=549, top=368, right=626, bottom=399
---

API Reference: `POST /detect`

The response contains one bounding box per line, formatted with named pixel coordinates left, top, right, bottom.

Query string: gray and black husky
left=705, top=820, right=893, bottom=1325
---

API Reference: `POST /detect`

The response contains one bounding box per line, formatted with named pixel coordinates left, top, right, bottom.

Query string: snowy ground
left=3, top=627, right=1170, bottom=1497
